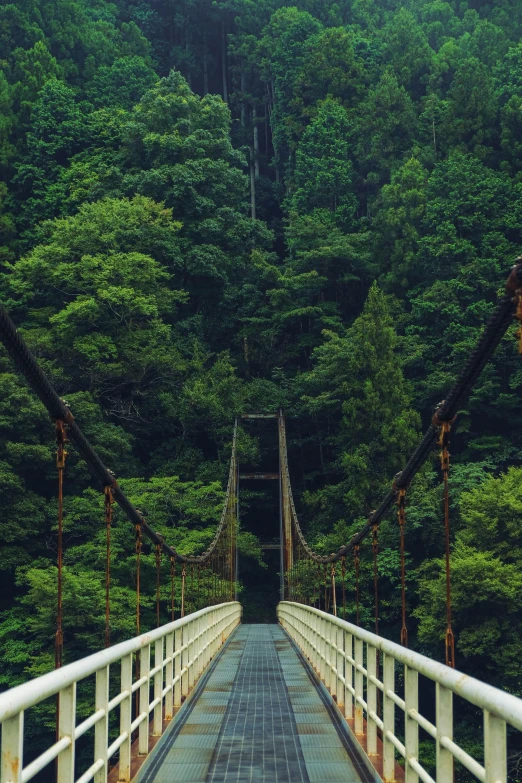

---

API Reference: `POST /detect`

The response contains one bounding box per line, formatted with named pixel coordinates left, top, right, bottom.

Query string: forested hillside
left=2, top=0, right=522, bottom=770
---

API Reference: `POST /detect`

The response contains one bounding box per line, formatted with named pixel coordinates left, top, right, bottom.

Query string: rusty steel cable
left=170, top=556, right=176, bottom=621
left=104, top=485, right=113, bottom=648
left=275, top=265, right=522, bottom=566
left=0, top=305, right=240, bottom=569
left=135, top=523, right=142, bottom=635
left=437, top=419, right=456, bottom=668
left=354, top=546, right=360, bottom=626
left=372, top=522, right=382, bottom=720
left=181, top=567, right=186, bottom=618
left=55, top=420, right=67, bottom=670
left=155, top=543, right=162, bottom=628
left=331, top=563, right=337, bottom=617
left=372, top=523, right=379, bottom=637
left=341, top=557, right=346, bottom=619
left=396, top=488, right=409, bottom=647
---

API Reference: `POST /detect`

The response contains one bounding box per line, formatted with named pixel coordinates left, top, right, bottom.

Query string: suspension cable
left=155, top=543, right=162, bottom=628
left=55, top=420, right=67, bottom=670
left=331, top=563, right=337, bottom=617
left=372, top=522, right=379, bottom=637
left=135, top=522, right=142, bottom=635
left=274, top=266, right=522, bottom=567
left=104, top=485, right=113, bottom=648
left=397, top=488, right=408, bottom=647
left=354, top=545, right=360, bottom=626
left=181, top=566, right=186, bottom=618
left=435, top=416, right=456, bottom=668
left=170, top=556, right=176, bottom=621
left=0, top=305, right=240, bottom=570
left=341, top=556, right=346, bottom=619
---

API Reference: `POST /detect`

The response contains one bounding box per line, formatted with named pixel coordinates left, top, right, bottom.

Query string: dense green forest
left=2, top=0, right=522, bottom=772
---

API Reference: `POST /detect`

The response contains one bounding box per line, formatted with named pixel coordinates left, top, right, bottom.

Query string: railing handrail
left=0, top=602, right=240, bottom=724
left=279, top=601, right=522, bottom=732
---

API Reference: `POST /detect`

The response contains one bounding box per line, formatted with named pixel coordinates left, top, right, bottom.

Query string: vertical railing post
left=174, top=627, right=182, bottom=707
left=188, top=620, right=195, bottom=690
left=336, top=624, right=344, bottom=712
left=344, top=631, right=353, bottom=720
left=139, top=645, right=150, bottom=755
left=367, top=646, right=377, bottom=755
left=404, top=666, right=419, bottom=783
left=319, top=618, right=326, bottom=682
left=382, top=653, right=395, bottom=782
left=311, top=611, right=318, bottom=668
left=436, top=684, right=453, bottom=783
left=2, top=713, right=23, bottom=783
left=354, top=637, right=364, bottom=735
left=405, top=666, right=419, bottom=783
left=57, top=684, right=76, bottom=783
left=203, top=616, right=209, bottom=670
left=119, top=654, right=132, bottom=782
left=94, top=666, right=109, bottom=783
left=305, top=610, right=310, bottom=661
left=181, top=625, right=189, bottom=698
left=196, top=617, right=202, bottom=677
left=165, top=632, right=174, bottom=720
left=153, top=639, right=163, bottom=737
left=325, top=620, right=331, bottom=692
left=484, top=711, right=507, bottom=783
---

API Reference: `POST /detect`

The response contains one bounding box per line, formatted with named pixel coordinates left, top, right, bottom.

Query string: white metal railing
left=278, top=601, right=522, bottom=783
left=0, top=602, right=241, bottom=783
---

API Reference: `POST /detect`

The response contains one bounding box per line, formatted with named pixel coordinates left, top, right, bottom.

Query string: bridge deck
left=137, top=625, right=377, bottom=783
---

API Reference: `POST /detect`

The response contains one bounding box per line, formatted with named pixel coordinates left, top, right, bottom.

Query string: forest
left=1, top=0, right=522, bottom=774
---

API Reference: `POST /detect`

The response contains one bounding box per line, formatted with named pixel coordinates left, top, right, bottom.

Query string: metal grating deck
left=138, top=625, right=377, bottom=783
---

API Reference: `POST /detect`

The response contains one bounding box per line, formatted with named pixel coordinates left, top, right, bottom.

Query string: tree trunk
left=240, top=65, right=246, bottom=127
left=185, top=28, right=192, bottom=89
left=221, top=20, right=228, bottom=103
left=253, top=106, right=260, bottom=178
left=203, top=31, right=208, bottom=95
left=265, top=106, right=269, bottom=158
left=250, top=148, right=256, bottom=220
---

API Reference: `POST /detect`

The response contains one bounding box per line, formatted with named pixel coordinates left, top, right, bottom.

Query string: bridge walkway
left=136, top=625, right=377, bottom=783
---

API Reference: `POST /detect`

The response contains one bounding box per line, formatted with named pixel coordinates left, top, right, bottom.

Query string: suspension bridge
left=1, top=264, right=522, bottom=783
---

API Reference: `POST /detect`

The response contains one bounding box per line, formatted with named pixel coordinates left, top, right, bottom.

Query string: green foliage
left=289, top=98, right=356, bottom=226
left=415, top=468, right=522, bottom=690
left=2, top=1, right=522, bottom=769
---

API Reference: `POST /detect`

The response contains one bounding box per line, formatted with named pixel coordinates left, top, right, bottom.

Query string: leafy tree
left=297, top=283, right=420, bottom=526
left=85, top=56, right=157, bottom=109
left=289, top=97, right=356, bottom=226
